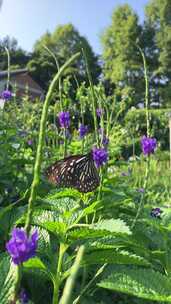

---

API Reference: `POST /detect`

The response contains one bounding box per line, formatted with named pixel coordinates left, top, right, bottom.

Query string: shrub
left=124, top=108, right=171, bottom=150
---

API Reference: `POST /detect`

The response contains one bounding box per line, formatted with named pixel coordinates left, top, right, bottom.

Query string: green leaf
left=67, top=228, right=112, bottom=241
left=23, top=257, right=47, bottom=270
left=91, top=219, right=131, bottom=235
left=98, top=265, right=171, bottom=302
left=83, top=250, right=149, bottom=266
left=68, top=219, right=131, bottom=243
left=0, top=255, right=18, bottom=304
left=41, top=221, right=67, bottom=235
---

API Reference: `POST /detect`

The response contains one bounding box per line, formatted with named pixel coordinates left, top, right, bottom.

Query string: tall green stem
left=132, top=46, right=151, bottom=229
left=13, top=265, right=22, bottom=302
left=24, top=52, right=80, bottom=234
left=82, top=48, right=100, bottom=147
left=132, top=156, right=150, bottom=229
left=80, top=94, right=85, bottom=153
left=59, top=246, right=84, bottom=304
left=73, top=263, right=107, bottom=304
left=12, top=53, right=80, bottom=302
left=137, top=45, right=150, bottom=137
left=53, top=243, right=68, bottom=304
left=4, top=47, right=10, bottom=90
left=63, top=129, right=67, bottom=157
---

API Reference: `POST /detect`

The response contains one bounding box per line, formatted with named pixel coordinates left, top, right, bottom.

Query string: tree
left=28, top=24, right=101, bottom=89
left=145, top=0, right=171, bottom=107
left=101, top=5, right=143, bottom=107
left=0, top=36, right=30, bottom=70
left=101, top=5, right=141, bottom=84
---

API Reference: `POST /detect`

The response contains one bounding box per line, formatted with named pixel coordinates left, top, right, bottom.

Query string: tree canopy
left=145, top=0, right=171, bottom=106
left=0, top=36, right=30, bottom=71
left=101, top=1, right=171, bottom=108
left=28, top=24, right=101, bottom=89
left=0, top=2, right=171, bottom=108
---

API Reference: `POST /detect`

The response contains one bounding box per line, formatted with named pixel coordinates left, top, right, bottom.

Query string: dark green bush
left=124, top=108, right=171, bottom=150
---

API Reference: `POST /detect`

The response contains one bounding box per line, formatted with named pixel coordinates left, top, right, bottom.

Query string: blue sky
left=0, top=0, right=148, bottom=54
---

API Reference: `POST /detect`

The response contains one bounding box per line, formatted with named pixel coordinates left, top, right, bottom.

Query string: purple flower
left=141, top=136, right=157, bottom=156
left=1, top=89, right=12, bottom=100
left=98, top=129, right=109, bottom=146
left=98, top=128, right=103, bottom=134
left=121, top=168, right=131, bottom=177
left=121, top=172, right=129, bottom=177
left=92, top=147, right=108, bottom=168
left=151, top=207, right=163, bottom=219
left=137, top=188, right=145, bottom=193
left=65, top=129, right=71, bottom=139
left=27, top=139, right=33, bottom=146
left=79, top=124, right=88, bottom=139
left=19, top=289, right=29, bottom=304
left=96, top=108, right=103, bottom=118
left=58, top=112, right=70, bottom=128
left=6, top=228, right=38, bottom=265
left=102, top=136, right=109, bottom=146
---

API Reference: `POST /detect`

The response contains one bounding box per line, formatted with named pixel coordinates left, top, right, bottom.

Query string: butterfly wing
left=45, top=153, right=100, bottom=193
left=73, top=155, right=100, bottom=192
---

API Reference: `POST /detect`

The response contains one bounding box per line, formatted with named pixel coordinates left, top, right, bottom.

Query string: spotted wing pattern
left=45, top=153, right=100, bottom=193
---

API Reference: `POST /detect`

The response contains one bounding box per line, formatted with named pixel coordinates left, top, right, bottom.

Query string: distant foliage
left=101, top=1, right=171, bottom=108
left=125, top=108, right=171, bottom=150
left=0, top=36, right=30, bottom=70
left=28, top=24, right=101, bottom=89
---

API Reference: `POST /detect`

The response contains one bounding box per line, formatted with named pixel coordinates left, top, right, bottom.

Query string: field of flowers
left=0, top=52, right=171, bottom=304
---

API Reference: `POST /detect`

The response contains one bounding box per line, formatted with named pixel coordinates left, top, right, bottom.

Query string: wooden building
left=0, top=69, right=44, bottom=100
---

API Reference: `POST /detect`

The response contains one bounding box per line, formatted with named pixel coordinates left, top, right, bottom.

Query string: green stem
left=24, top=51, right=80, bottom=235
left=80, top=93, right=85, bottom=153
left=4, top=47, right=10, bottom=90
left=137, top=45, right=150, bottom=137
left=53, top=243, right=68, bottom=304
left=59, top=246, right=85, bottom=304
left=97, top=168, right=103, bottom=200
left=43, top=45, right=63, bottom=148
left=73, top=263, right=107, bottom=304
left=132, top=156, right=150, bottom=229
left=63, top=128, right=67, bottom=157
left=82, top=48, right=100, bottom=148
left=13, top=265, right=22, bottom=302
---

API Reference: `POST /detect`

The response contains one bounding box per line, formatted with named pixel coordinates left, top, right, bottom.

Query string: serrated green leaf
left=42, top=221, right=67, bottom=235
left=98, top=265, right=171, bottom=302
left=67, top=228, right=111, bottom=241
left=0, top=256, right=18, bottom=304
left=91, top=219, right=131, bottom=235
left=83, top=249, right=149, bottom=266
left=23, top=257, right=47, bottom=270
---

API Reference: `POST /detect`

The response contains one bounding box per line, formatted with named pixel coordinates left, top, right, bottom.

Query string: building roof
left=0, top=68, right=28, bottom=78
left=0, top=68, right=44, bottom=99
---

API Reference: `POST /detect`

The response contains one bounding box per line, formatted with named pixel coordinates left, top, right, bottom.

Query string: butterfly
left=45, top=152, right=100, bottom=193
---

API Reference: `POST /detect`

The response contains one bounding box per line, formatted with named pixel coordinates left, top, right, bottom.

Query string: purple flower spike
left=27, top=139, right=33, bottom=146
left=1, top=89, right=12, bottom=101
left=137, top=188, right=145, bottom=193
left=19, top=289, right=29, bottom=304
left=121, top=172, right=129, bottom=177
left=96, top=108, right=103, bottom=118
left=58, top=112, right=70, bottom=128
left=102, top=136, right=109, bottom=146
left=92, top=147, right=108, bottom=168
left=79, top=124, right=88, bottom=139
left=6, top=228, right=38, bottom=265
left=98, top=128, right=103, bottom=134
left=141, top=136, right=157, bottom=155
left=151, top=207, right=163, bottom=219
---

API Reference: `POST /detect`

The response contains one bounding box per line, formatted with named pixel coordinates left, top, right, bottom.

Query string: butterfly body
left=45, top=152, right=100, bottom=193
